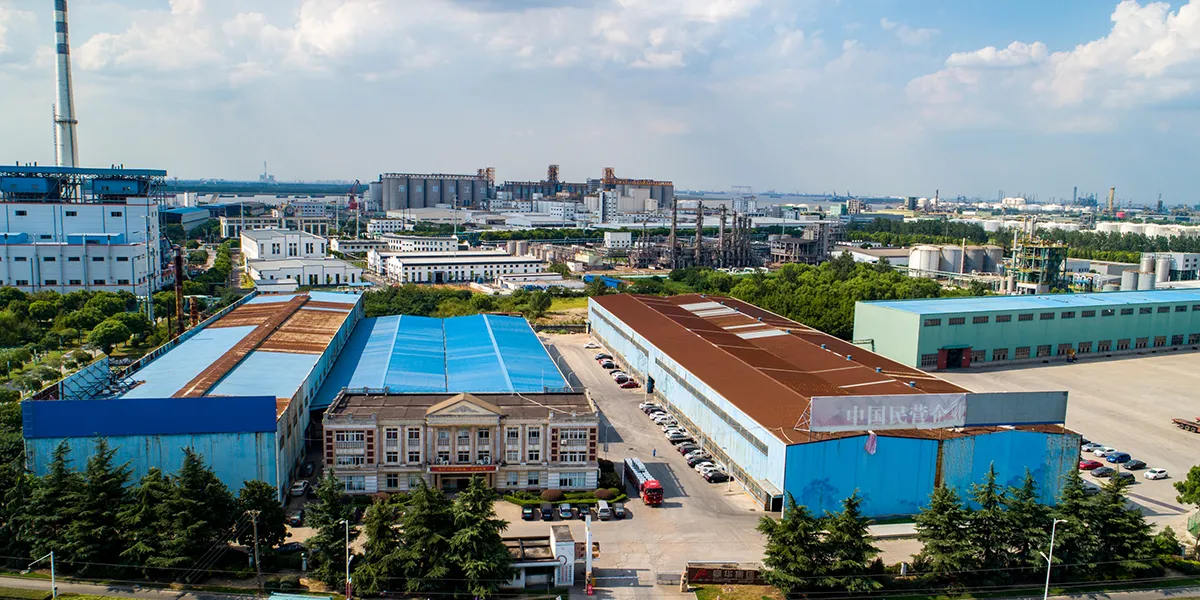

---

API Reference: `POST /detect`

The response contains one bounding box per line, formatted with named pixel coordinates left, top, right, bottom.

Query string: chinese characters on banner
left=809, top=393, right=967, bottom=432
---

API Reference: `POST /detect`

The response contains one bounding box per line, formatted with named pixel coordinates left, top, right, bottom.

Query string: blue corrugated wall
left=25, top=431, right=277, bottom=494
left=941, top=430, right=1081, bottom=506
left=784, top=436, right=939, bottom=517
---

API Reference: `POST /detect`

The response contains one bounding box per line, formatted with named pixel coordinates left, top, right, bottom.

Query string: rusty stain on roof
left=592, top=294, right=975, bottom=445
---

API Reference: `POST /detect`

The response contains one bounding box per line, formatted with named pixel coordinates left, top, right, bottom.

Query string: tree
left=117, top=468, right=173, bottom=577
left=28, top=300, right=58, bottom=323
left=353, top=501, right=403, bottom=595
left=914, top=486, right=974, bottom=577
left=523, top=291, right=552, bottom=319
left=109, top=312, right=152, bottom=345
left=62, top=439, right=131, bottom=576
left=84, top=293, right=126, bottom=318
left=966, top=464, right=1008, bottom=580
left=1002, top=470, right=1050, bottom=574
left=448, top=477, right=513, bottom=599
left=61, top=307, right=105, bottom=331
left=1152, top=526, right=1182, bottom=558
left=1050, top=469, right=1102, bottom=579
left=305, top=471, right=356, bottom=589
left=757, top=494, right=828, bottom=594
left=1095, top=477, right=1153, bottom=573
left=236, top=481, right=287, bottom=549
left=20, top=441, right=81, bottom=560
left=822, top=492, right=881, bottom=593
left=149, top=449, right=237, bottom=578
left=1174, top=466, right=1200, bottom=508
left=398, top=481, right=454, bottom=596
left=88, top=319, right=132, bottom=354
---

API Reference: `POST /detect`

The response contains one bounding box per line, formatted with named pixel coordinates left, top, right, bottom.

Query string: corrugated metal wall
left=784, top=436, right=938, bottom=517
left=941, top=429, right=1081, bottom=505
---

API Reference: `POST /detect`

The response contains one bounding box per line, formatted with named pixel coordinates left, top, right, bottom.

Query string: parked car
left=613, top=503, right=626, bottom=519
left=645, top=407, right=666, bottom=416
left=286, top=509, right=304, bottom=527
left=1123, top=459, right=1147, bottom=470
left=620, top=380, right=641, bottom=389
left=1082, top=486, right=1101, bottom=497
left=277, top=542, right=305, bottom=554
left=1093, top=447, right=1118, bottom=457
left=667, top=434, right=694, bottom=445
left=676, top=443, right=700, bottom=455
left=612, top=373, right=630, bottom=384
left=290, top=480, right=310, bottom=497
left=1113, top=472, right=1136, bottom=484
left=584, top=342, right=600, bottom=349
left=1079, top=459, right=1103, bottom=470
left=541, top=502, right=555, bottom=521
left=610, top=370, right=626, bottom=378
left=1106, top=452, right=1132, bottom=464
left=599, top=360, right=616, bottom=369
left=1081, top=442, right=1102, bottom=452
left=522, top=506, right=535, bottom=521
left=651, top=412, right=674, bottom=422
left=663, top=423, right=685, bottom=433
left=687, top=454, right=713, bottom=468
left=684, top=449, right=710, bottom=461
left=301, top=461, right=315, bottom=477
left=594, top=353, right=612, bottom=360
left=693, top=461, right=716, bottom=473
left=558, top=503, right=574, bottom=519
left=1145, top=468, right=1169, bottom=480
left=638, top=402, right=660, bottom=411
left=704, top=471, right=730, bottom=483
left=1091, top=466, right=1115, bottom=478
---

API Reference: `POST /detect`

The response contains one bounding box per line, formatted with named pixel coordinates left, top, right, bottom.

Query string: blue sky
left=0, top=0, right=1197, bottom=204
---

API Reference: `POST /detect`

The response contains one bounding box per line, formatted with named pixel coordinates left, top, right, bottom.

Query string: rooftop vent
left=875, top=367, right=882, bottom=373
left=820, top=344, right=827, bottom=350
left=846, top=355, right=853, bottom=361
left=908, top=381, right=917, bottom=387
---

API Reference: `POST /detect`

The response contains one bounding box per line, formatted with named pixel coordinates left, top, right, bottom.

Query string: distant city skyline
left=1, top=0, right=1197, bottom=204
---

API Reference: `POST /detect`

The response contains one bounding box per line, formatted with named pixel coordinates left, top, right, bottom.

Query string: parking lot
left=942, top=352, right=1200, bottom=533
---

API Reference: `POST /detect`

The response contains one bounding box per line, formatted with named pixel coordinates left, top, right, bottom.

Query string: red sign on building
left=428, top=465, right=499, bottom=473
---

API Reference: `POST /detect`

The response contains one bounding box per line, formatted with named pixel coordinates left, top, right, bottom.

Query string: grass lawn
left=549, top=297, right=589, bottom=311
left=694, top=585, right=783, bottom=600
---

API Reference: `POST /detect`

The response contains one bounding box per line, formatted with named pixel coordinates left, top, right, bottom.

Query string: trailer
left=623, top=457, right=664, bottom=506
left=1173, top=418, right=1200, bottom=433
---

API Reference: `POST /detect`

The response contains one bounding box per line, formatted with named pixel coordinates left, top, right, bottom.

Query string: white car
left=1080, top=442, right=1102, bottom=452
left=584, top=342, right=600, bottom=349
left=1093, top=447, right=1118, bottom=457
left=289, top=481, right=310, bottom=497
left=684, top=450, right=709, bottom=461
left=664, top=427, right=687, bottom=437
left=639, top=402, right=660, bottom=411
left=1145, top=468, right=1169, bottom=480
left=652, top=414, right=675, bottom=424
left=697, top=463, right=722, bottom=475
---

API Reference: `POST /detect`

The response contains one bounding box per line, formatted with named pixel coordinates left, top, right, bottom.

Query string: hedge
left=0, top=588, right=51, bottom=600
left=504, top=489, right=628, bottom=507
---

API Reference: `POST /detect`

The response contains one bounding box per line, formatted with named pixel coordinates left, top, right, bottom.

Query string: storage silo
left=398, top=177, right=412, bottom=210
left=1156, top=256, right=1172, bottom=283
left=1120, top=223, right=1146, bottom=235
left=965, top=246, right=986, bottom=273
left=1103, top=283, right=1120, bottom=292
left=410, top=179, right=425, bottom=209
left=1140, top=254, right=1155, bottom=274
left=908, top=246, right=938, bottom=277
left=940, top=245, right=963, bottom=274
left=424, top=180, right=438, bottom=207
left=457, top=180, right=473, bottom=207
left=516, top=241, right=529, bottom=256
left=983, top=245, right=1004, bottom=273
left=1138, top=272, right=1156, bottom=290
left=506, top=240, right=518, bottom=254
left=1096, top=222, right=1120, bottom=234
left=982, top=220, right=1001, bottom=233
left=1120, top=270, right=1138, bottom=291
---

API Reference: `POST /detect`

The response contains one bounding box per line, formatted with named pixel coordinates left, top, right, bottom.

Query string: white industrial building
left=219, top=213, right=331, bottom=238
left=330, top=239, right=388, bottom=254
left=245, top=258, right=363, bottom=291
left=382, top=235, right=459, bottom=253
left=367, top=249, right=508, bottom=276
left=496, top=273, right=586, bottom=292
left=240, top=228, right=328, bottom=260
left=604, top=231, right=633, bottom=249
left=505, top=214, right=576, bottom=228
left=366, top=219, right=413, bottom=235
left=380, top=252, right=544, bottom=284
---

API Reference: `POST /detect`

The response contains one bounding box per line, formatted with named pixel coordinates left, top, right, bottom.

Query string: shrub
left=279, top=575, right=302, bottom=591
left=263, top=578, right=282, bottom=592
left=594, top=488, right=615, bottom=500
left=598, top=458, right=615, bottom=473
left=0, top=587, right=52, bottom=600
left=509, top=490, right=539, bottom=502
left=598, top=471, right=621, bottom=489
left=540, top=489, right=565, bottom=502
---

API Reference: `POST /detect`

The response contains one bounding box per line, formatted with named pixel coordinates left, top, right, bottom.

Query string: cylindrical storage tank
left=982, top=220, right=1000, bottom=233
left=1121, top=270, right=1137, bottom=291
left=1103, top=283, right=1120, bottom=292
left=908, top=246, right=932, bottom=277
left=1144, top=224, right=1161, bottom=238
left=965, top=246, right=985, bottom=273
left=1120, top=223, right=1145, bottom=235
left=1140, top=254, right=1155, bottom=273
left=1007, top=274, right=1016, bottom=294
left=373, top=181, right=386, bottom=212
left=1096, top=222, right=1120, bottom=233
left=940, top=245, right=963, bottom=274
left=926, top=246, right=941, bottom=274
left=1138, top=272, right=1156, bottom=290
left=410, top=179, right=424, bottom=209
left=506, top=240, right=518, bottom=254
left=457, top=180, right=471, bottom=207
left=1156, top=256, right=1172, bottom=283
left=516, top=241, right=529, bottom=256
left=984, top=245, right=1004, bottom=273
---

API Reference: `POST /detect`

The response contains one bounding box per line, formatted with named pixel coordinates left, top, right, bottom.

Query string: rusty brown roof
left=592, top=294, right=973, bottom=445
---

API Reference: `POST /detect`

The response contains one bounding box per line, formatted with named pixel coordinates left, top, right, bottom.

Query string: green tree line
left=363, top=285, right=573, bottom=320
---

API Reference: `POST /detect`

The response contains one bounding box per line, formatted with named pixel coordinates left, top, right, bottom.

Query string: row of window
left=12, top=210, right=122, bottom=217
left=7, top=256, right=132, bottom=262
left=342, top=469, right=584, bottom=493
left=920, top=333, right=1200, bottom=366
left=12, top=279, right=132, bottom=286
left=923, top=304, right=1200, bottom=327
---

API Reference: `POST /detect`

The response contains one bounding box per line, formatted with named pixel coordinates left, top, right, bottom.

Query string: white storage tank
left=1121, top=270, right=1138, bottom=291
left=908, top=245, right=939, bottom=277
left=982, top=220, right=1001, bottom=233
left=516, top=240, right=529, bottom=256
left=983, top=245, right=1005, bottom=273
left=1120, top=223, right=1146, bottom=235
left=1156, top=256, right=1172, bottom=283
left=506, top=240, right=518, bottom=254
left=1096, top=222, right=1121, bottom=234
left=940, top=245, right=964, bottom=274
left=964, top=246, right=986, bottom=273
left=1140, top=254, right=1156, bottom=273
left=1138, top=272, right=1156, bottom=290
left=1144, top=224, right=1162, bottom=239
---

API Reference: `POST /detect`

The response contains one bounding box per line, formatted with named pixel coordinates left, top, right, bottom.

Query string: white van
left=596, top=500, right=612, bottom=520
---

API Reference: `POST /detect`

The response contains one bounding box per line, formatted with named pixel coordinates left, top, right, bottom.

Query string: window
left=1018, top=314, right=1033, bottom=322
left=507, top=427, right=520, bottom=443
left=1078, top=342, right=1092, bottom=354
left=93, top=279, right=104, bottom=285
left=457, top=428, right=470, bottom=446
left=385, top=450, right=399, bottom=464
left=340, top=476, right=365, bottom=492
left=528, top=448, right=541, bottom=462
left=335, top=431, right=365, bottom=448
left=948, top=317, right=965, bottom=325
left=110, top=211, right=122, bottom=217
left=528, top=427, right=540, bottom=446
left=478, top=429, right=490, bottom=443
left=43, top=256, right=56, bottom=262
left=437, top=430, right=449, bottom=445
left=436, top=450, right=450, bottom=464
left=506, top=449, right=520, bottom=462
left=407, top=450, right=421, bottom=463
left=991, top=348, right=1008, bottom=361
left=973, top=316, right=989, bottom=324
left=116, top=256, right=129, bottom=262
left=1082, top=310, right=1096, bottom=317
left=68, top=256, right=80, bottom=262
left=527, top=472, right=540, bottom=487
left=923, top=318, right=942, bottom=327
left=996, top=314, right=1012, bottom=323
left=336, top=454, right=365, bottom=466
left=919, top=353, right=938, bottom=367
left=407, top=428, right=421, bottom=444
left=1135, top=337, right=1148, bottom=349
left=65, top=210, right=76, bottom=217
left=970, top=350, right=985, bottom=364
left=1193, top=305, right=1200, bottom=312
left=1117, top=339, right=1130, bottom=350
left=117, top=279, right=130, bottom=285
left=1154, top=336, right=1167, bottom=347
left=69, top=279, right=81, bottom=285
left=1102, top=309, right=1116, bottom=316
left=1056, top=343, right=1072, bottom=356
left=92, top=256, right=104, bottom=262
left=561, top=451, right=587, bottom=464
left=14, top=280, right=29, bottom=286
left=1158, top=306, right=1171, bottom=314
left=385, top=474, right=399, bottom=489
left=1171, top=334, right=1184, bottom=346
left=1177, top=305, right=1189, bottom=313
left=1061, top=311, right=1075, bottom=319
left=1040, top=312, right=1055, bottom=321
left=385, top=428, right=399, bottom=447
left=506, top=471, right=519, bottom=487
left=1098, top=340, right=1112, bottom=352
left=1120, top=308, right=1134, bottom=315
left=409, top=475, right=424, bottom=488
left=558, top=472, right=587, bottom=488
left=457, top=450, right=471, bottom=463
left=1140, top=307, right=1153, bottom=315
left=13, top=256, right=26, bottom=262
left=1036, top=345, right=1051, bottom=357
left=14, top=210, right=26, bottom=216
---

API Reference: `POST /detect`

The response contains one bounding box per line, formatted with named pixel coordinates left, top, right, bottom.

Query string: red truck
left=623, top=457, right=664, bottom=506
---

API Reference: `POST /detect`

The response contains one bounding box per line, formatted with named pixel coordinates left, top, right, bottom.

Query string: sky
left=1, top=0, right=1198, bottom=204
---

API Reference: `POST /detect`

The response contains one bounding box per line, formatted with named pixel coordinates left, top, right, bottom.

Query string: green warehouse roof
left=861, top=289, right=1200, bottom=316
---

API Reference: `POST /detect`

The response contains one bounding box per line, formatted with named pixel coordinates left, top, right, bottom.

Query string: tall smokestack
left=54, top=0, right=80, bottom=168
left=668, top=197, right=678, bottom=269
left=694, top=200, right=704, bottom=267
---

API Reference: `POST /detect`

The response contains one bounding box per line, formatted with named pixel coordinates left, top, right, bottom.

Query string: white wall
left=241, top=229, right=327, bottom=260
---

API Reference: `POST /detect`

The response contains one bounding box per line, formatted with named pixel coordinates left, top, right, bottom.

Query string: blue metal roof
left=313, top=314, right=567, bottom=409
left=862, top=289, right=1200, bottom=316
left=22, top=396, right=277, bottom=438
left=0, top=165, right=167, bottom=177
left=120, top=326, right=257, bottom=399
left=210, top=351, right=321, bottom=401
left=163, top=207, right=209, bottom=215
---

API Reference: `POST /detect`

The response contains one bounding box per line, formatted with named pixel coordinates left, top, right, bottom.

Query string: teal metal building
left=854, top=289, right=1200, bottom=370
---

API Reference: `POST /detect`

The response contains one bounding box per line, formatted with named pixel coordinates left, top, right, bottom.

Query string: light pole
left=1041, top=518, right=1067, bottom=600
left=342, top=519, right=352, bottom=599
left=24, top=552, right=56, bottom=599
left=246, top=509, right=262, bottom=593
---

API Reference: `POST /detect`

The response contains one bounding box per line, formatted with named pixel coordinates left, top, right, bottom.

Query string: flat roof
left=240, top=228, right=323, bottom=241
left=327, top=391, right=592, bottom=421
left=163, top=207, right=209, bottom=215
left=120, top=292, right=360, bottom=416
left=247, top=258, right=358, bottom=269
left=313, top=314, right=568, bottom=409
left=387, top=255, right=542, bottom=266
left=0, top=165, right=167, bottom=177
left=861, top=289, right=1200, bottom=316
left=592, top=294, right=972, bottom=445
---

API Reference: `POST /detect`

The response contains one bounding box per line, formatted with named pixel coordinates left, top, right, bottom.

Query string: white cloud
left=880, top=17, right=939, bottom=46
left=945, top=41, right=1048, bottom=68
left=0, top=4, right=36, bottom=57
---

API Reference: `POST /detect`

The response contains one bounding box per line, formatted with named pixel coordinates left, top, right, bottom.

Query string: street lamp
left=341, top=519, right=352, bottom=599
left=23, top=552, right=55, bottom=599
left=1041, top=518, right=1068, bottom=600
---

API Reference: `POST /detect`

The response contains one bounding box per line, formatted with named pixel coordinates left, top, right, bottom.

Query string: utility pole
left=247, top=510, right=263, bottom=594
left=343, top=519, right=352, bottom=599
